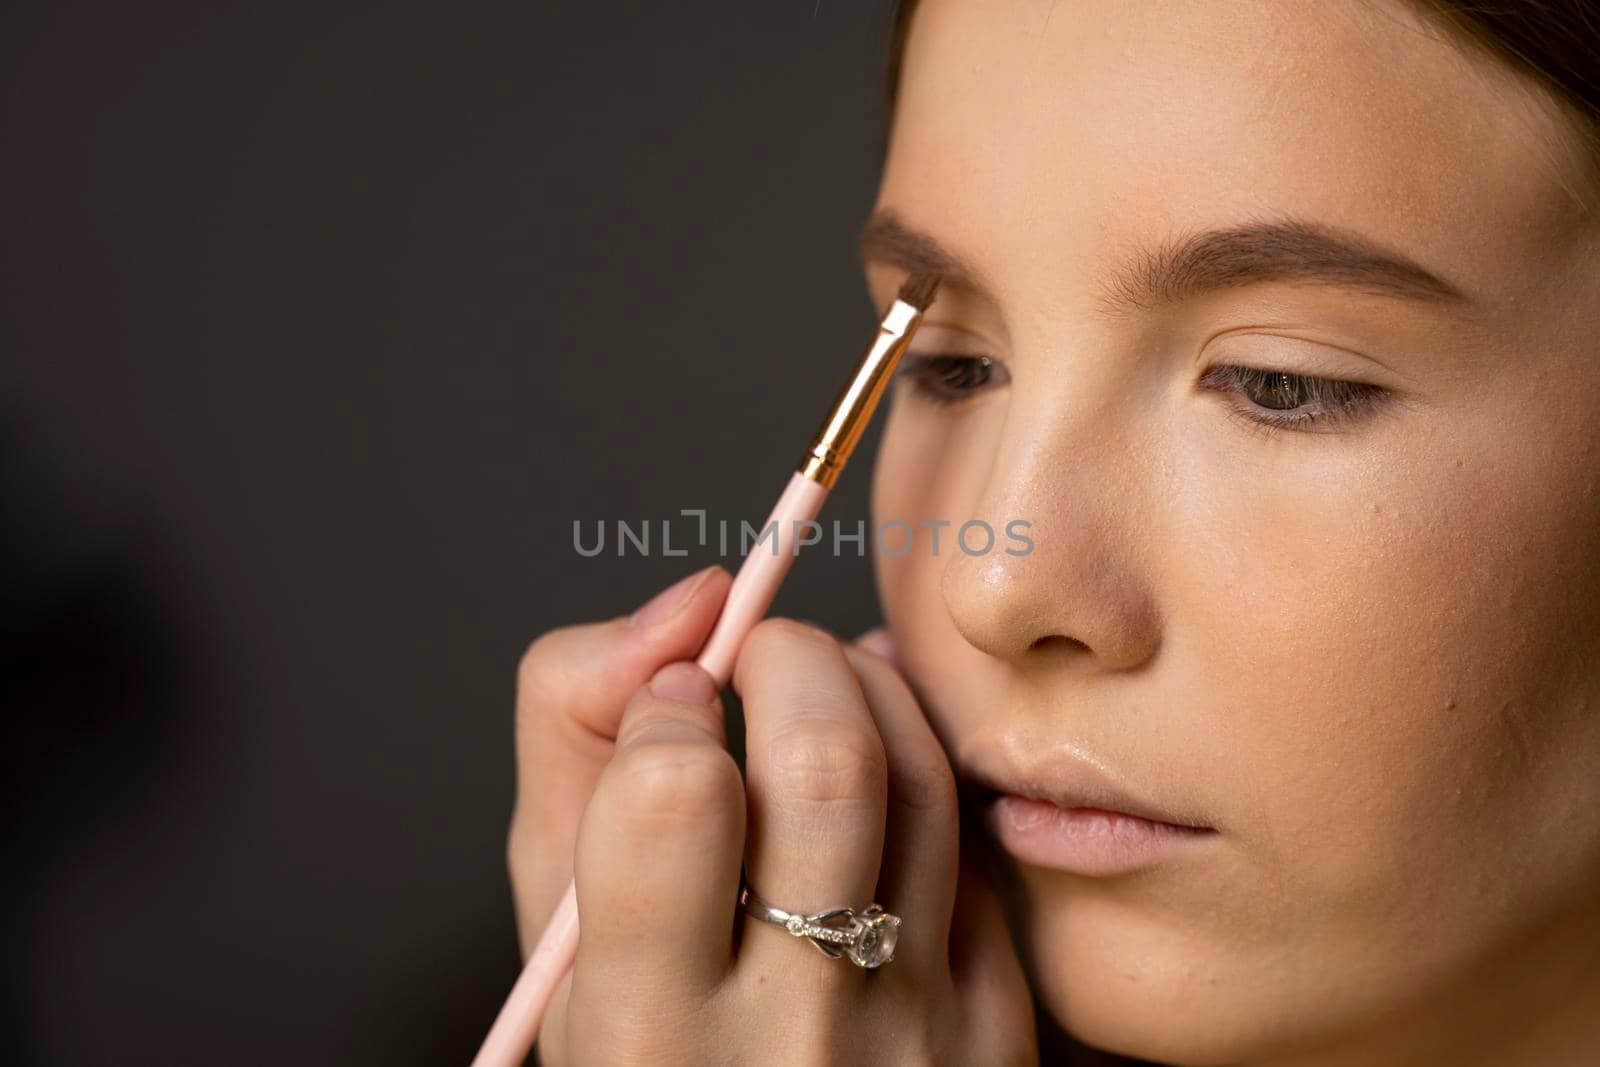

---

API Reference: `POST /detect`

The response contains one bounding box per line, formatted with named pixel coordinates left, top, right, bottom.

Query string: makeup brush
left=471, top=271, right=942, bottom=1067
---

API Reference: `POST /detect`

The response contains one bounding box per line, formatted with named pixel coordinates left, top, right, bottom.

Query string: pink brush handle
left=693, top=472, right=828, bottom=687
left=471, top=882, right=578, bottom=1067
left=471, top=472, right=828, bottom=1067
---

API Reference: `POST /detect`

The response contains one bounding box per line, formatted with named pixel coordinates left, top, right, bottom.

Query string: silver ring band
left=739, top=883, right=902, bottom=968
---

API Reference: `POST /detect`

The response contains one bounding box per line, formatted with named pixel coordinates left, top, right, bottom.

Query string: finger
left=509, top=565, right=731, bottom=951
left=953, top=846, right=1038, bottom=1065
left=854, top=625, right=900, bottom=670
left=948, top=794, right=1032, bottom=1018
left=573, top=662, right=746, bottom=997
left=842, top=638, right=959, bottom=972
left=733, top=619, right=887, bottom=977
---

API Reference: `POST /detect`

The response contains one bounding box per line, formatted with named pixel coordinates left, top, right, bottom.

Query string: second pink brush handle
left=470, top=471, right=829, bottom=1067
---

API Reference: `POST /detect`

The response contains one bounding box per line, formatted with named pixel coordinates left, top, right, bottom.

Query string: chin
left=1018, top=890, right=1303, bottom=1067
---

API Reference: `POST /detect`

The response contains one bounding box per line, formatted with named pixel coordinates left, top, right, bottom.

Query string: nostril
left=1029, top=634, right=1091, bottom=655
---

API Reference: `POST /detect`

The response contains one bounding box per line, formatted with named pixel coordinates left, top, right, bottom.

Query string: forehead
left=882, top=0, right=1589, bottom=303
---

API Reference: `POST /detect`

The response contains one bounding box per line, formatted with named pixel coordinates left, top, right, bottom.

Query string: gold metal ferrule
left=798, top=299, right=925, bottom=489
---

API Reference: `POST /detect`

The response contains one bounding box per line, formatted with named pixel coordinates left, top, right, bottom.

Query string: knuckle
left=762, top=721, right=887, bottom=809
left=516, top=627, right=616, bottom=749
left=517, top=628, right=577, bottom=708
left=606, top=743, right=743, bottom=824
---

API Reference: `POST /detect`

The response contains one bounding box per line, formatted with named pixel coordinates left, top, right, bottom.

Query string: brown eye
left=1199, top=364, right=1387, bottom=432
left=1240, top=369, right=1312, bottom=410
left=899, top=354, right=1007, bottom=405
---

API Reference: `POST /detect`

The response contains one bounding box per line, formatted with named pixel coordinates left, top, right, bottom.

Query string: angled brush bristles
left=896, top=271, right=941, bottom=311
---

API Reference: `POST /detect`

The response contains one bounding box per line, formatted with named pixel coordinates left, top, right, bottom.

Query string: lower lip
left=987, top=794, right=1217, bottom=876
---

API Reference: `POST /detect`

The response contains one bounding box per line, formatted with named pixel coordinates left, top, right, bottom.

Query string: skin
left=510, top=571, right=1036, bottom=1065
left=866, top=0, right=1600, bottom=1064
left=509, top=1, right=1600, bottom=1064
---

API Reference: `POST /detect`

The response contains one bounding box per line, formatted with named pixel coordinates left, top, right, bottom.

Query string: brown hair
left=882, top=0, right=1600, bottom=175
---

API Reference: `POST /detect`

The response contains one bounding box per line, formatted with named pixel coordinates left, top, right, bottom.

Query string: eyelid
left=905, top=318, right=994, bottom=348
left=1200, top=328, right=1415, bottom=391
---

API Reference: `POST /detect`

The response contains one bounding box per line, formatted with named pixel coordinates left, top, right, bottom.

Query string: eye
left=897, top=354, right=1009, bottom=406
left=1198, top=363, right=1389, bottom=433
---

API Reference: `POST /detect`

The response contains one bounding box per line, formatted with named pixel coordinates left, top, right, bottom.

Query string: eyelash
left=897, top=354, right=1007, bottom=406
left=1196, top=363, right=1388, bottom=433
left=899, top=354, right=1390, bottom=433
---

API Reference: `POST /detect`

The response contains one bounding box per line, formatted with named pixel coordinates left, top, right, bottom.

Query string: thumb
left=508, top=564, right=732, bottom=949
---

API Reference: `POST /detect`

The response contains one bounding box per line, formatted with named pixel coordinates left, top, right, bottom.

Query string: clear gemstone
left=847, top=914, right=900, bottom=968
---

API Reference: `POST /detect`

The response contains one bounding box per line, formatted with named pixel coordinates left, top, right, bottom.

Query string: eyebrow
left=857, top=208, right=1468, bottom=311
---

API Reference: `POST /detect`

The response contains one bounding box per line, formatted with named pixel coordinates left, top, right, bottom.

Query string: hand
left=508, top=566, right=1037, bottom=1065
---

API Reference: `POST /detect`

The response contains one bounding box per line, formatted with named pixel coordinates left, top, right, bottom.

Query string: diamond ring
left=738, top=883, right=902, bottom=968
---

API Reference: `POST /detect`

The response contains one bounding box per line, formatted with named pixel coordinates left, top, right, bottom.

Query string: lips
left=953, top=742, right=1203, bottom=831
left=956, top=738, right=1218, bottom=876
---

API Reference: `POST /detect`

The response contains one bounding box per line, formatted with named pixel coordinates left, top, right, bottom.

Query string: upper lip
left=955, top=735, right=1215, bottom=831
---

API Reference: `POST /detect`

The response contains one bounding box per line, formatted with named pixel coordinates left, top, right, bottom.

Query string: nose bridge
left=940, top=342, right=1163, bottom=671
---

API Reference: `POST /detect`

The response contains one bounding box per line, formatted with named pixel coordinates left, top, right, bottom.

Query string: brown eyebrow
left=857, top=208, right=1468, bottom=311
left=857, top=209, right=1001, bottom=302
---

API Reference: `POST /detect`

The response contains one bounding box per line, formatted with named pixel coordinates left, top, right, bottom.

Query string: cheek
left=870, top=398, right=998, bottom=662
left=1169, top=391, right=1600, bottom=935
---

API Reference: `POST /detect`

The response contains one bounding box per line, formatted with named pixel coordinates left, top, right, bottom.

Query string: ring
left=738, top=882, right=902, bottom=968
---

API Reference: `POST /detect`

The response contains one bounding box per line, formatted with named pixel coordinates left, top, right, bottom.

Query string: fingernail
left=648, top=662, right=719, bottom=704
left=856, top=627, right=898, bottom=667
left=629, top=567, right=712, bottom=628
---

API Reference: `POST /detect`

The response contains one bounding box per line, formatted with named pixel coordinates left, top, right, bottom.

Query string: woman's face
left=866, top=0, right=1600, bottom=1062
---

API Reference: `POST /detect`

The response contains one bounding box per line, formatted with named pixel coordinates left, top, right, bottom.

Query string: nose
left=940, top=379, right=1163, bottom=674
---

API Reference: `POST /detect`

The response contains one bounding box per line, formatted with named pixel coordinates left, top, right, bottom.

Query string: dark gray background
left=2, top=3, right=900, bottom=1063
